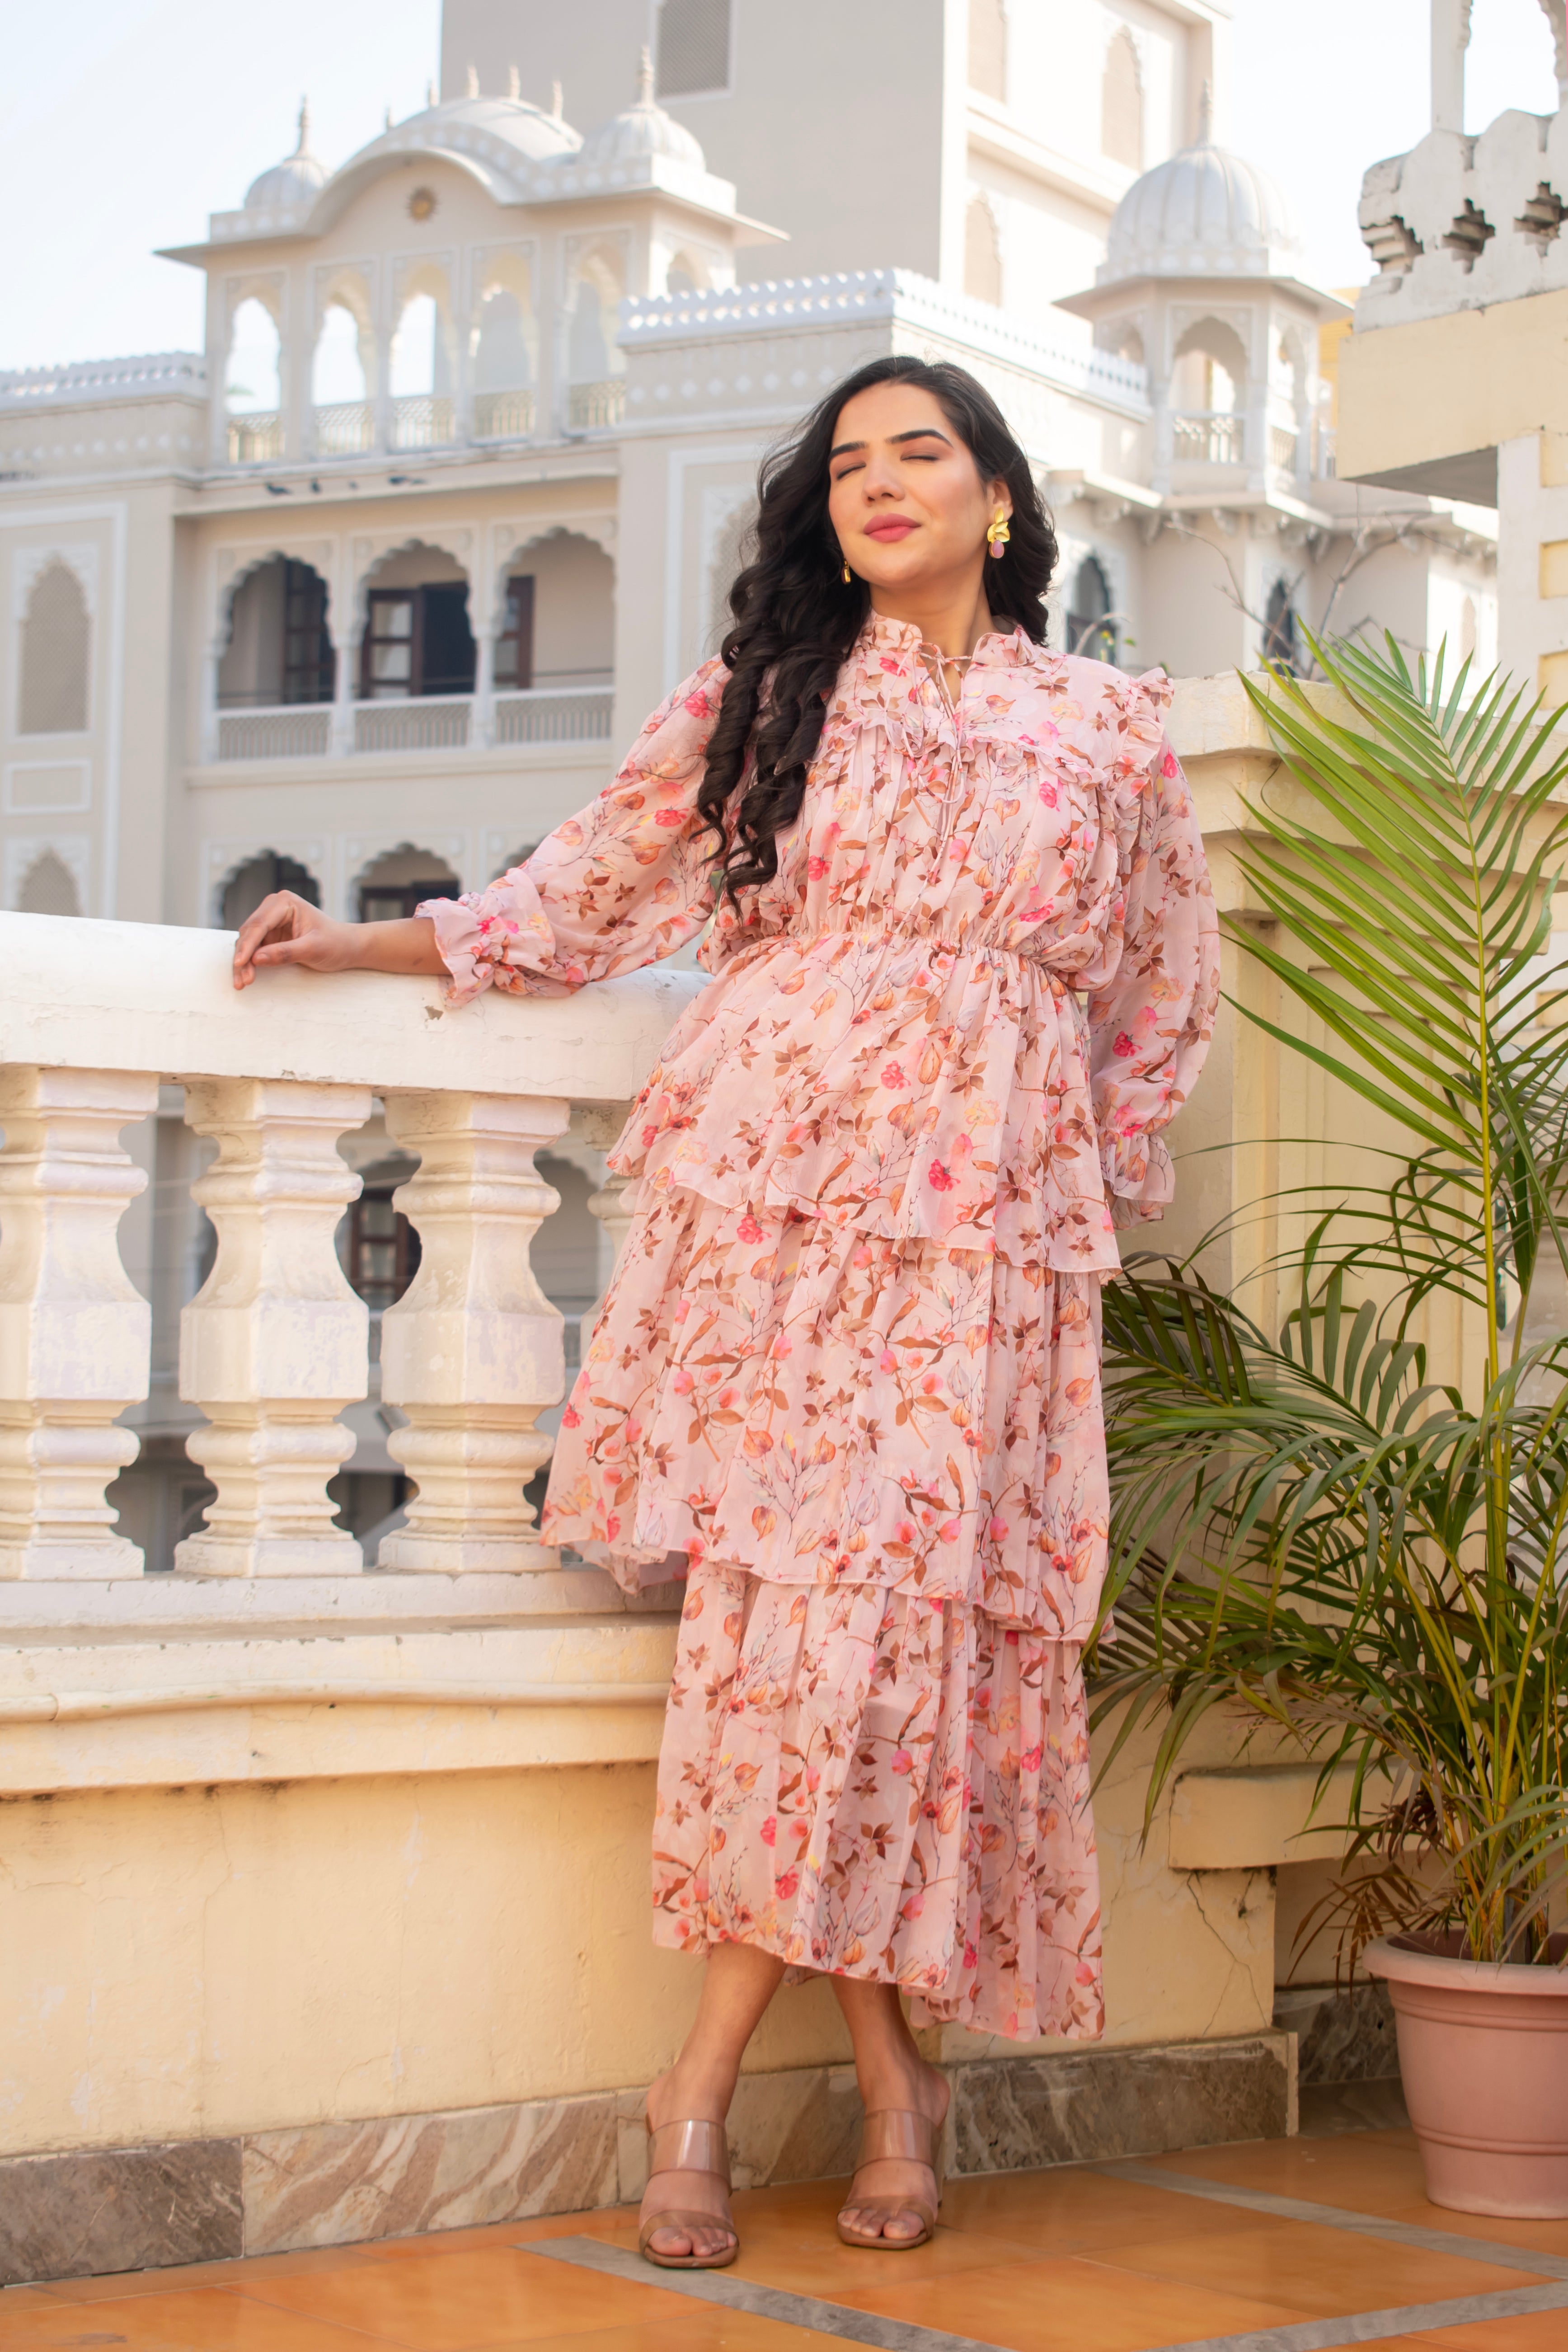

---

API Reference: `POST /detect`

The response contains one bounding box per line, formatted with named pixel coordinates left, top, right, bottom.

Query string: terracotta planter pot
left=1365, top=1933, right=1568, bottom=2217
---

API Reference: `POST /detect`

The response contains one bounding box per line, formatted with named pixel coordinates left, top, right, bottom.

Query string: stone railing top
left=0, top=915, right=704, bottom=1103
left=1356, top=103, right=1568, bottom=327
left=620, top=270, right=1151, bottom=416
left=0, top=352, right=208, bottom=410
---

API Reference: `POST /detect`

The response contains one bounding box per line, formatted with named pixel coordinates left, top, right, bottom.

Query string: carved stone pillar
left=376, top=1091, right=568, bottom=1572
left=175, top=1078, right=370, bottom=1576
left=0, top=1067, right=158, bottom=1579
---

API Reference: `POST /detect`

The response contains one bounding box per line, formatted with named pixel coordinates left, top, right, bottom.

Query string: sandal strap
left=858, top=2108, right=938, bottom=2168
left=646, top=2116, right=731, bottom=2187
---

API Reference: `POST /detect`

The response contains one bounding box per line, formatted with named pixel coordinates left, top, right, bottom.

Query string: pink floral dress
left=423, top=615, right=1219, bottom=2040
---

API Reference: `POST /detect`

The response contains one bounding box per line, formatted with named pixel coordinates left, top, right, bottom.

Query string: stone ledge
left=0, top=2031, right=1295, bottom=2285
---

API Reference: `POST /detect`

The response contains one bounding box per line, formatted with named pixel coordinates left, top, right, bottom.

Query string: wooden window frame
left=494, top=574, right=535, bottom=691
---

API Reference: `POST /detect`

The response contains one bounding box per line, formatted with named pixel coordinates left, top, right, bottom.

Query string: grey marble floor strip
left=522, top=2234, right=1015, bottom=2350
left=527, top=2231, right=1568, bottom=2352
left=1097, top=2155, right=1568, bottom=2279
left=1134, top=2281, right=1568, bottom=2352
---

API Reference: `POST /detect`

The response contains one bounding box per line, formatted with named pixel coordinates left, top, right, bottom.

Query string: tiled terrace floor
left=2, top=2123, right=1567, bottom=2352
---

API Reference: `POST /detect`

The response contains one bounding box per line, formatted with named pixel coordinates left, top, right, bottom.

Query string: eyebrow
left=827, top=426, right=955, bottom=459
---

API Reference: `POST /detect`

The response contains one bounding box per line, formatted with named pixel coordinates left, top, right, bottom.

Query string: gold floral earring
left=986, top=508, right=1011, bottom=558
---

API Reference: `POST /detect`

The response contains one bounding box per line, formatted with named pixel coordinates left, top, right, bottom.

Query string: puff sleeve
left=1084, top=690, right=1220, bottom=1225
left=420, top=658, right=729, bottom=1005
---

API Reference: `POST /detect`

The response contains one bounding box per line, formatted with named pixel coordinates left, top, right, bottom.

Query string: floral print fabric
left=423, top=614, right=1217, bottom=2038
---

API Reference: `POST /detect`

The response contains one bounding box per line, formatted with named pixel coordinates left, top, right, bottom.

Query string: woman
left=233, top=355, right=1219, bottom=2267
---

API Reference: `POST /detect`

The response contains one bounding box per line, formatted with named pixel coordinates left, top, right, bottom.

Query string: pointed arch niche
left=1102, top=26, right=1144, bottom=170
left=964, top=195, right=1003, bottom=306
left=15, top=847, right=83, bottom=917
left=18, top=557, right=91, bottom=735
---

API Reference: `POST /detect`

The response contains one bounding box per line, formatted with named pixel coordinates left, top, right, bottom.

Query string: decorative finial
left=426, top=77, right=437, bottom=108
left=507, top=62, right=520, bottom=101
left=1197, top=80, right=1213, bottom=144
left=384, top=103, right=393, bottom=131
left=551, top=78, right=563, bottom=118
left=294, top=97, right=311, bottom=155
left=466, top=62, right=479, bottom=99
left=638, top=45, right=654, bottom=106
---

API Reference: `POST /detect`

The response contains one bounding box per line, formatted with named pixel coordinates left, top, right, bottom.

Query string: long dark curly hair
left=695, top=355, right=1057, bottom=901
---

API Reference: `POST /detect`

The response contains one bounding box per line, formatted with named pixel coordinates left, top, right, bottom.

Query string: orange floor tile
left=2, top=2120, right=1566, bottom=2352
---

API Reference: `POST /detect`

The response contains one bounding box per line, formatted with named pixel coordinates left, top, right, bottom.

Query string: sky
left=0, top=0, right=1561, bottom=372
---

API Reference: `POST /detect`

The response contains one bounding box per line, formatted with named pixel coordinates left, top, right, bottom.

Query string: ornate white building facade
left=0, top=0, right=1498, bottom=1559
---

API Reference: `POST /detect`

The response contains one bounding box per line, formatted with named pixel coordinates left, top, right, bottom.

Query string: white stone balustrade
left=0, top=911, right=704, bottom=1594
left=0, top=1067, right=158, bottom=1579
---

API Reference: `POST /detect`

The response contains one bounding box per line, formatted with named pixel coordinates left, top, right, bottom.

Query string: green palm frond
left=1098, top=635, right=1568, bottom=1969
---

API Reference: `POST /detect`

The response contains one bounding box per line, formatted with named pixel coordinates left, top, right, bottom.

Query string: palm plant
left=1093, top=631, right=1568, bottom=1969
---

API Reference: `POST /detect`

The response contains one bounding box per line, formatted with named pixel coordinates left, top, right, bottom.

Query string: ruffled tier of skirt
left=541, top=1186, right=1110, bottom=1636
left=651, top=1565, right=1104, bottom=2041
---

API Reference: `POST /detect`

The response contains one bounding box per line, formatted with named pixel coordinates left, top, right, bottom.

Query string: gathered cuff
left=418, top=868, right=561, bottom=1007
left=1099, top=1125, right=1174, bottom=1227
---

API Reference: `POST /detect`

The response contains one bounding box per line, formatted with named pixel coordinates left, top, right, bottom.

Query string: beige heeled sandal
left=638, top=2117, right=739, bottom=2271
left=836, top=2107, right=944, bottom=2250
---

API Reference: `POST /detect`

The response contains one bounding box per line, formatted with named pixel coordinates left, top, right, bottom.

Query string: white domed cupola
left=577, top=49, right=707, bottom=178
left=242, top=101, right=329, bottom=219
left=1098, top=92, right=1302, bottom=286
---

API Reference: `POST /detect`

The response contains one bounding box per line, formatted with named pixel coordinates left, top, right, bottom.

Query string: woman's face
left=826, top=381, right=1009, bottom=600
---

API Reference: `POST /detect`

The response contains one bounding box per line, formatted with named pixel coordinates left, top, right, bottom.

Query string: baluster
left=175, top=1078, right=370, bottom=1576
left=0, top=1068, right=158, bottom=1579
left=377, top=1091, right=568, bottom=1572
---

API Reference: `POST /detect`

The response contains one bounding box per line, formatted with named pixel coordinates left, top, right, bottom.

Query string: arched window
left=353, top=844, right=460, bottom=924
left=665, top=249, right=711, bottom=296
left=969, top=0, right=1007, bottom=100
left=219, top=559, right=335, bottom=709
left=19, top=560, right=90, bottom=734
left=16, top=849, right=81, bottom=917
left=390, top=285, right=455, bottom=448
left=964, top=196, right=1003, bottom=307
left=1102, top=27, right=1144, bottom=169
left=221, top=852, right=320, bottom=931
left=312, top=301, right=368, bottom=406
left=1068, top=556, right=1117, bottom=662
left=657, top=0, right=732, bottom=97
left=1263, top=581, right=1300, bottom=674
left=226, top=297, right=281, bottom=415
left=390, top=293, right=439, bottom=397
left=567, top=247, right=627, bottom=427
left=473, top=272, right=536, bottom=440
left=360, top=545, right=476, bottom=701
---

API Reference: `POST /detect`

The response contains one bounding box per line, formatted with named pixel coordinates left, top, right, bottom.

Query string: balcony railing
left=353, top=695, right=471, bottom=753
left=568, top=378, right=626, bottom=431
left=1173, top=411, right=1244, bottom=465
left=390, top=395, right=455, bottom=450
left=210, top=690, right=615, bottom=761
left=226, top=410, right=284, bottom=465
left=474, top=389, right=535, bottom=440
left=494, top=686, right=613, bottom=744
left=314, top=401, right=374, bottom=456
left=1269, top=423, right=1300, bottom=474
left=216, top=706, right=333, bottom=761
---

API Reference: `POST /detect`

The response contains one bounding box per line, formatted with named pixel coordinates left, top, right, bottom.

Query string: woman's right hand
left=231, top=892, right=363, bottom=990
